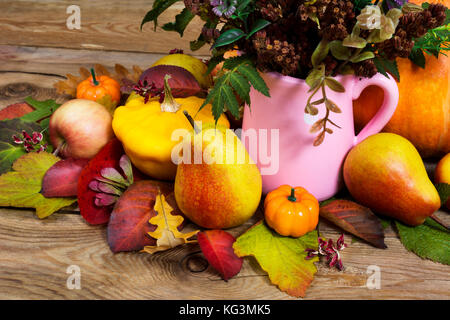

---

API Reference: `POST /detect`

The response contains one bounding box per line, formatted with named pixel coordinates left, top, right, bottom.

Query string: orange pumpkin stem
left=90, top=68, right=99, bottom=86
left=287, top=188, right=297, bottom=202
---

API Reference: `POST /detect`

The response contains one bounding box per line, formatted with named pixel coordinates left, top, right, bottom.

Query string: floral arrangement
left=142, top=0, right=449, bottom=144
left=0, top=0, right=449, bottom=300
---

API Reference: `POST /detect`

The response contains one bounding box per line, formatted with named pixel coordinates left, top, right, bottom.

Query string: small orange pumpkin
left=77, top=68, right=121, bottom=103
left=264, top=185, right=319, bottom=237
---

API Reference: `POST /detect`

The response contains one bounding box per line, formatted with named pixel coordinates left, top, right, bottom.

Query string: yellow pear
left=435, top=153, right=450, bottom=210
left=343, top=133, right=441, bottom=226
left=174, top=115, right=262, bottom=229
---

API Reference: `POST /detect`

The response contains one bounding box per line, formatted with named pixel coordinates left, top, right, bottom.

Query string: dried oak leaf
left=107, top=180, right=176, bottom=253
left=142, top=191, right=199, bottom=254
left=197, top=230, right=243, bottom=281
left=233, top=220, right=319, bottom=298
left=54, top=63, right=143, bottom=97
left=320, top=200, right=387, bottom=249
left=0, top=152, right=76, bottom=218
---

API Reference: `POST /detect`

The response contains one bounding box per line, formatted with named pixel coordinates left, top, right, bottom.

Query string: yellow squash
left=112, top=76, right=229, bottom=180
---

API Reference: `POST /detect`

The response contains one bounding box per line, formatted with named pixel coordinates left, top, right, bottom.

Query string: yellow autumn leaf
left=0, top=152, right=76, bottom=218
left=142, top=192, right=199, bottom=254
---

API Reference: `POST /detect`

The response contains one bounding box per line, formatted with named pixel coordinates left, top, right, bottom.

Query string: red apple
left=49, top=99, right=114, bottom=159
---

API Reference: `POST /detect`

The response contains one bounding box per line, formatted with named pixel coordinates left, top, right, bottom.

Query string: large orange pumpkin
left=353, top=0, right=450, bottom=159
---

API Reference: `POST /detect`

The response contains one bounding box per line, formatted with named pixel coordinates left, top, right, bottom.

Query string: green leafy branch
left=408, top=3, right=449, bottom=68
left=409, top=25, right=450, bottom=68
left=140, top=0, right=270, bottom=51
left=199, top=56, right=270, bottom=122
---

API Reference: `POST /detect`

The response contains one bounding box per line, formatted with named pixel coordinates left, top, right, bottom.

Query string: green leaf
left=395, top=218, right=450, bottom=265
left=324, top=77, right=346, bottom=93
left=329, top=40, right=351, bottom=60
left=22, top=97, right=61, bottom=125
left=140, top=0, right=181, bottom=30
left=229, top=72, right=251, bottom=105
left=161, top=7, right=195, bottom=37
left=246, top=19, right=271, bottom=39
left=409, top=48, right=426, bottom=68
left=201, top=57, right=269, bottom=122
left=236, top=64, right=270, bottom=97
left=0, top=119, right=43, bottom=174
left=221, top=84, right=241, bottom=119
left=436, top=183, right=450, bottom=206
left=212, top=87, right=226, bottom=122
left=343, top=34, right=367, bottom=49
left=223, top=56, right=252, bottom=70
left=190, top=36, right=206, bottom=51
left=233, top=221, right=319, bottom=298
left=373, top=57, right=400, bottom=81
left=350, top=51, right=375, bottom=63
left=305, top=65, right=325, bottom=89
left=311, top=39, right=329, bottom=67
left=0, top=152, right=76, bottom=218
left=236, top=0, right=252, bottom=13
left=212, top=29, right=246, bottom=49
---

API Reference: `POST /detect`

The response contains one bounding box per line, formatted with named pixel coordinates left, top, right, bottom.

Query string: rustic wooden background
left=0, top=0, right=449, bottom=300
left=0, top=0, right=209, bottom=55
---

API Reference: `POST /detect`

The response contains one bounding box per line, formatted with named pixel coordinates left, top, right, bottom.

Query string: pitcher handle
left=352, top=73, right=399, bottom=146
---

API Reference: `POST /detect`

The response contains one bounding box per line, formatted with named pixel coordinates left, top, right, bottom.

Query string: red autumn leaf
left=41, top=158, right=89, bottom=198
left=107, top=181, right=182, bottom=253
left=0, top=102, right=34, bottom=121
left=197, top=230, right=243, bottom=281
left=320, top=200, right=387, bottom=249
left=138, top=65, right=201, bottom=97
left=77, top=138, right=145, bottom=225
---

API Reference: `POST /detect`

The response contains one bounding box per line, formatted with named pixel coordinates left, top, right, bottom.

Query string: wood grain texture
left=0, top=72, right=70, bottom=109
left=0, top=0, right=208, bottom=55
left=0, top=208, right=448, bottom=300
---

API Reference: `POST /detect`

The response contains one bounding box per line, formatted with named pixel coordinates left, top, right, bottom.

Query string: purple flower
left=210, top=0, right=237, bottom=18
left=387, top=0, right=408, bottom=9
left=12, top=130, right=47, bottom=153
left=305, top=234, right=347, bottom=271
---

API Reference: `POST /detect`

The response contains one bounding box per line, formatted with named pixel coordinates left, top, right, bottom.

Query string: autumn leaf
left=197, top=230, right=243, bottom=281
left=0, top=102, right=34, bottom=121
left=142, top=192, right=199, bottom=254
left=96, top=94, right=118, bottom=115
left=0, top=152, right=76, bottom=218
left=0, top=118, right=45, bottom=174
left=107, top=180, right=177, bottom=253
left=22, top=97, right=61, bottom=128
left=233, top=220, right=319, bottom=298
left=42, top=158, right=89, bottom=198
left=320, top=200, right=387, bottom=249
left=395, top=218, right=450, bottom=265
left=77, top=138, right=145, bottom=225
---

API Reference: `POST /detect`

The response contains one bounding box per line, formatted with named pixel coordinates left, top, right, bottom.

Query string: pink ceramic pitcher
left=242, top=72, right=399, bottom=201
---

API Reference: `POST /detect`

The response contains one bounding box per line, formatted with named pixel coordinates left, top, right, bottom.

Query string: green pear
left=174, top=116, right=262, bottom=229
left=343, top=133, right=440, bottom=226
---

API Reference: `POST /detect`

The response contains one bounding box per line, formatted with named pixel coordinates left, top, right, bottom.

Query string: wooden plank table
left=1, top=45, right=449, bottom=300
